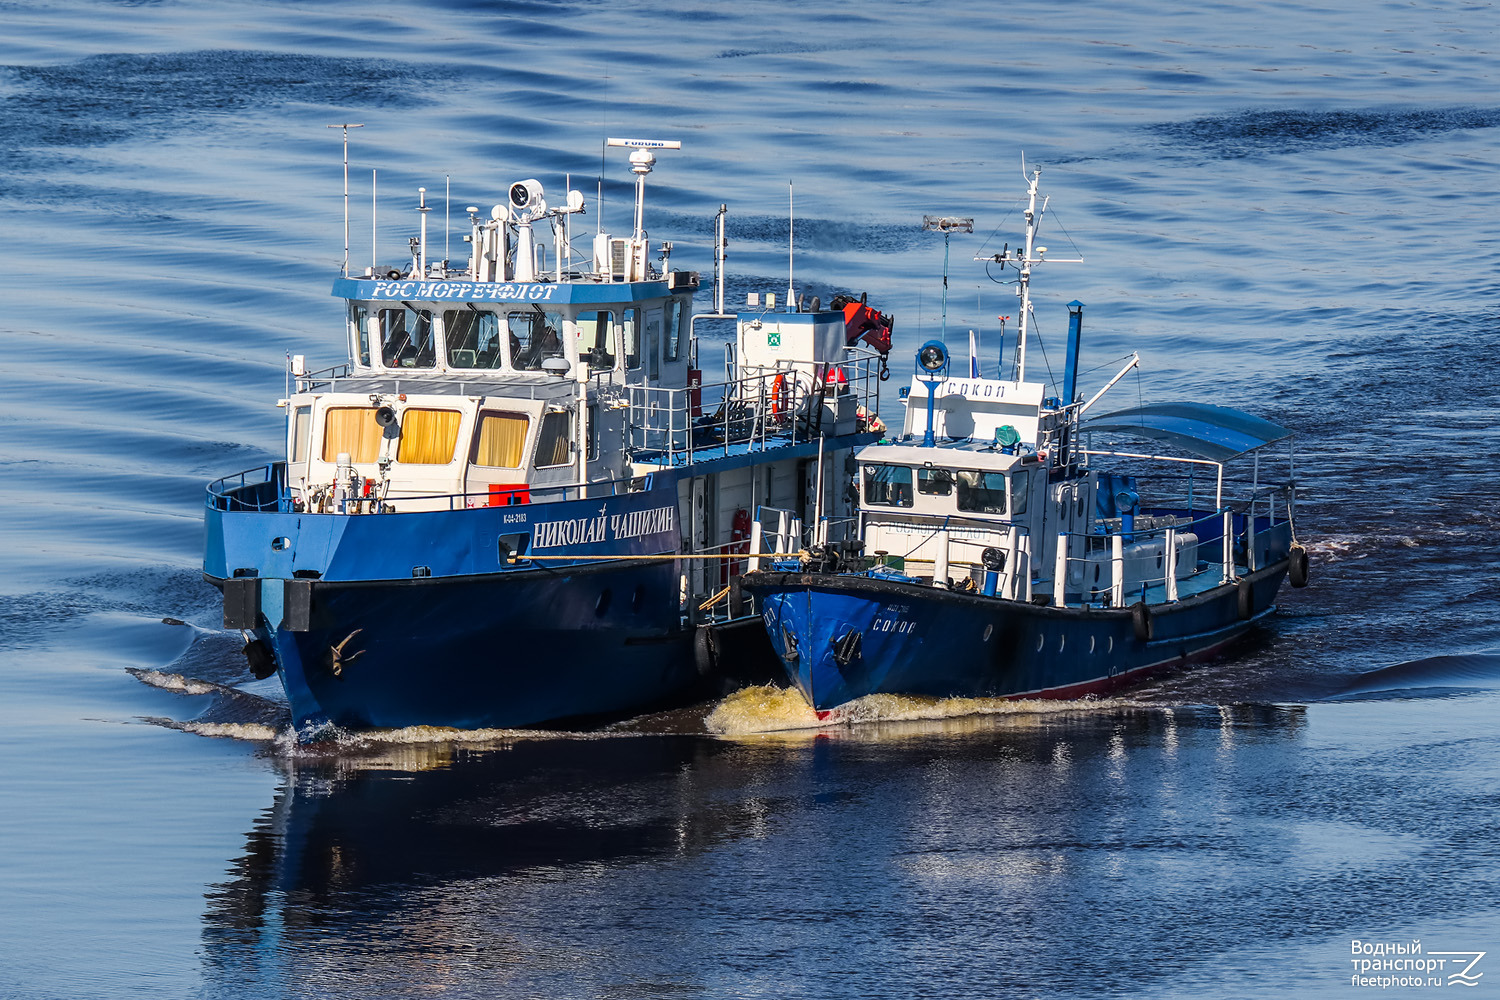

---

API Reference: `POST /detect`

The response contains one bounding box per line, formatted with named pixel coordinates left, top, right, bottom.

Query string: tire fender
left=1130, top=601, right=1153, bottom=642
left=1289, top=544, right=1310, bottom=588
left=1237, top=576, right=1255, bottom=620
left=693, top=626, right=717, bottom=677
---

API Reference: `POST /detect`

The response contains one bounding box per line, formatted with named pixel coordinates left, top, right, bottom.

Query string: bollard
left=1111, top=533, right=1125, bottom=608
left=934, top=530, right=950, bottom=587
left=1165, top=526, right=1178, bottom=602
left=1222, top=509, right=1234, bottom=583
left=1054, top=532, right=1069, bottom=607
left=748, top=519, right=763, bottom=572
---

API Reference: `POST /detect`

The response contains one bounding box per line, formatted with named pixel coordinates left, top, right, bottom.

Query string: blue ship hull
left=205, top=470, right=701, bottom=733
left=260, top=560, right=694, bottom=733
left=741, top=561, right=1289, bottom=711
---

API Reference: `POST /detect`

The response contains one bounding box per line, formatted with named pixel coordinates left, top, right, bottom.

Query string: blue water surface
left=2, top=0, right=1498, bottom=996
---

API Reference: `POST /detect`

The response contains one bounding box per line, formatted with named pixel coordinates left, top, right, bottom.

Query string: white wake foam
left=705, top=684, right=1148, bottom=736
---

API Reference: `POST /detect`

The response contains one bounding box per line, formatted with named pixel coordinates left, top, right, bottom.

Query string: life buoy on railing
left=770, top=373, right=787, bottom=419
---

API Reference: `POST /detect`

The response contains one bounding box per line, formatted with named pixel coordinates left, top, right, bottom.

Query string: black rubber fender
left=1130, top=601, right=1153, bottom=642
left=780, top=624, right=801, bottom=664
left=1289, top=544, right=1310, bottom=588
left=693, top=626, right=717, bottom=677
left=832, top=629, right=863, bottom=669
left=1237, top=576, right=1255, bottom=620
left=243, top=638, right=276, bottom=680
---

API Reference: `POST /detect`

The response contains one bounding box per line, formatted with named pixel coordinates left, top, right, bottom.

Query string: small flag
left=968, top=329, right=980, bottom=378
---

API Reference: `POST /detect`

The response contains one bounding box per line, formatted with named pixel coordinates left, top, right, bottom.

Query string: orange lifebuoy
left=771, top=373, right=787, bottom=417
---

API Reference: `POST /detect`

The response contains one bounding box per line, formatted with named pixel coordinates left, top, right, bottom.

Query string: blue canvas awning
left=1081, top=402, right=1291, bottom=463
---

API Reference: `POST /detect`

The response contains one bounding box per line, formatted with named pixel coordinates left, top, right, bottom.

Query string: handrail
left=204, top=463, right=284, bottom=512
left=853, top=484, right=1295, bottom=608
left=626, top=355, right=883, bottom=466
left=206, top=462, right=648, bottom=514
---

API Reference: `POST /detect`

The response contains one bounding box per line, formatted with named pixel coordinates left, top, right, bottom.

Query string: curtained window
left=322, top=407, right=382, bottom=463
left=396, top=408, right=462, bottom=465
left=534, top=411, right=572, bottom=468
left=474, top=412, right=529, bottom=468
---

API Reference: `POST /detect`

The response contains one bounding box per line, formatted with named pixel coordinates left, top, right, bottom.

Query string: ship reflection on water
left=201, top=704, right=1334, bottom=996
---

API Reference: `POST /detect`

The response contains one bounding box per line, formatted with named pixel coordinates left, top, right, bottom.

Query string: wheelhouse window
left=623, top=306, right=641, bottom=370
left=863, top=464, right=913, bottom=508
left=379, top=306, right=435, bottom=369
left=350, top=305, right=371, bottom=366
left=1010, top=469, right=1030, bottom=514
left=473, top=412, right=530, bottom=469
left=322, top=407, right=382, bottom=463
left=664, top=297, right=685, bottom=362
left=290, top=405, right=312, bottom=464
left=645, top=308, right=661, bottom=380
left=396, top=408, right=462, bottom=465
left=956, top=470, right=1008, bottom=515
left=510, top=309, right=564, bottom=371
left=576, top=310, right=615, bottom=370
left=918, top=468, right=953, bottom=496
left=534, top=411, right=572, bottom=468
left=445, top=309, right=503, bottom=369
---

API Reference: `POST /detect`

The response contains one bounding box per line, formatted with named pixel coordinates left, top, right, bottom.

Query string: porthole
left=595, top=589, right=612, bottom=617
left=1036, top=633, right=1045, bottom=652
left=271, top=537, right=290, bottom=551
left=983, top=623, right=993, bottom=642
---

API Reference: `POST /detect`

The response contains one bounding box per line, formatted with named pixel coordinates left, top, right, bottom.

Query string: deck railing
left=626, top=354, right=884, bottom=465
left=780, top=479, right=1297, bottom=611
left=206, top=462, right=652, bottom=514
left=205, top=464, right=286, bottom=513
left=1049, top=480, right=1297, bottom=609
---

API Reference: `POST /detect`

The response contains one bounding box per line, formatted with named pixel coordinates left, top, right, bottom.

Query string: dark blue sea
left=3, top=1, right=1499, bottom=996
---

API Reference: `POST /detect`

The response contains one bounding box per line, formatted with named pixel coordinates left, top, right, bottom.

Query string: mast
left=327, top=123, right=363, bottom=277
left=1015, top=167, right=1042, bottom=383
left=922, top=215, right=974, bottom=342
left=976, top=165, right=1079, bottom=386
